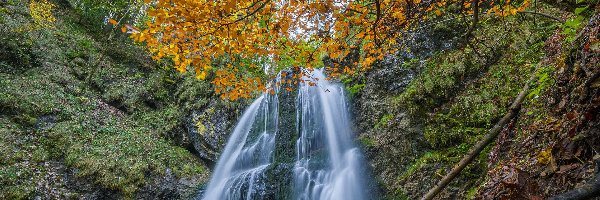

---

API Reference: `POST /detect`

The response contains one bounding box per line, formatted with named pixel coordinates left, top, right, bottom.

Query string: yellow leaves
left=29, top=0, right=56, bottom=29
left=343, top=66, right=352, bottom=73
left=195, top=68, right=207, bottom=80
left=360, top=56, right=376, bottom=69
left=133, top=0, right=532, bottom=101
left=484, top=0, right=529, bottom=17
left=537, top=147, right=553, bottom=165
left=211, top=69, right=265, bottom=101
left=203, top=64, right=212, bottom=71
left=464, top=2, right=471, bottom=8
left=108, top=18, right=118, bottom=25
left=356, top=32, right=366, bottom=39
left=392, top=11, right=406, bottom=21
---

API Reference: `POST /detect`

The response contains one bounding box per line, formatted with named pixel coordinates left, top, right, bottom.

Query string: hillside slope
left=1, top=1, right=242, bottom=199
left=350, top=3, right=599, bottom=199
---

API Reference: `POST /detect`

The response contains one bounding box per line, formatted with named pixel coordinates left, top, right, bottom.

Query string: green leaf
left=575, top=6, right=588, bottom=15
left=259, top=19, right=267, bottom=28
left=564, top=19, right=576, bottom=27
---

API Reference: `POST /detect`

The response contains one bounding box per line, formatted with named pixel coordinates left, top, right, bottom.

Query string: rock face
left=350, top=6, right=599, bottom=200
left=349, top=25, right=460, bottom=198
left=186, top=101, right=245, bottom=164
left=31, top=162, right=202, bottom=200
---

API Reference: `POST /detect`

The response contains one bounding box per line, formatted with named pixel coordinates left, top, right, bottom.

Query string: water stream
left=201, top=69, right=369, bottom=200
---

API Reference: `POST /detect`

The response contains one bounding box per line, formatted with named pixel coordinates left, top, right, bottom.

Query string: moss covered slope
left=349, top=3, right=598, bottom=199
left=0, top=1, right=233, bottom=199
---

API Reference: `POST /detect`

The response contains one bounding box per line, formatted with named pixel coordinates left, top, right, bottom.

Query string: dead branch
left=518, top=10, right=565, bottom=23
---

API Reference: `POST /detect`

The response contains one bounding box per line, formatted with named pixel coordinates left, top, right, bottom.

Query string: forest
left=0, top=0, right=599, bottom=199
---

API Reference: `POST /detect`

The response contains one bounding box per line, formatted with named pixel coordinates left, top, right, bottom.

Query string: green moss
left=357, top=135, right=376, bottom=148
left=396, top=151, right=446, bottom=182
left=394, top=9, right=556, bottom=148
left=133, top=105, right=183, bottom=135
left=341, top=73, right=366, bottom=97
left=423, top=45, right=541, bottom=147
left=176, top=75, right=213, bottom=111
left=375, top=114, right=394, bottom=129
left=527, top=65, right=556, bottom=99
left=393, top=50, right=480, bottom=116
left=386, top=11, right=562, bottom=197
left=384, top=191, right=410, bottom=200
left=0, top=118, right=47, bottom=199
left=60, top=124, right=206, bottom=196
left=347, top=83, right=365, bottom=95
left=196, top=122, right=207, bottom=135
left=0, top=3, right=210, bottom=198
left=465, top=184, right=479, bottom=199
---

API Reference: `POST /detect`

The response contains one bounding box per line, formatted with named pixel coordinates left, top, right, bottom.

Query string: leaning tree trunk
left=420, top=67, right=538, bottom=200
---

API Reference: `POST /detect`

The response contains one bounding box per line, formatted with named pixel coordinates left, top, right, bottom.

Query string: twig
left=518, top=10, right=565, bottom=23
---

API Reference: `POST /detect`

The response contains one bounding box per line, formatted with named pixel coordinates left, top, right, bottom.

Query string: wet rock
left=186, top=101, right=244, bottom=163
left=136, top=168, right=206, bottom=199
left=350, top=24, right=461, bottom=198
left=34, top=115, right=58, bottom=131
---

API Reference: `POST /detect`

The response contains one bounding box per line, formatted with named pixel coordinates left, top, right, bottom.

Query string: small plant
left=527, top=66, right=555, bottom=99
left=347, top=83, right=365, bottom=96
left=28, top=0, right=56, bottom=29
left=375, top=114, right=394, bottom=129
left=560, top=0, right=594, bottom=43
left=357, top=136, right=376, bottom=148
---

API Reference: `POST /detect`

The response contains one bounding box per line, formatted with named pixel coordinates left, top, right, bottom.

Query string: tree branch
left=518, top=10, right=565, bottom=23
left=463, top=0, right=479, bottom=42
left=234, top=0, right=271, bottom=23
left=420, top=66, right=538, bottom=200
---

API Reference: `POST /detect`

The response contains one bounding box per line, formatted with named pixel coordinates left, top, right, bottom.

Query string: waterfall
left=201, top=69, right=370, bottom=200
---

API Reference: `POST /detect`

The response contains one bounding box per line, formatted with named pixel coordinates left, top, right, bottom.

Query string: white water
left=201, top=69, right=369, bottom=200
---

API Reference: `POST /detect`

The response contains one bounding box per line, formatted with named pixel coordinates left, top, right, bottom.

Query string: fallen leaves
left=537, top=147, right=553, bottom=165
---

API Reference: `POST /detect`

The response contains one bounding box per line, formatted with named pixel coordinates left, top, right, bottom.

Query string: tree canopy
left=128, top=0, right=530, bottom=100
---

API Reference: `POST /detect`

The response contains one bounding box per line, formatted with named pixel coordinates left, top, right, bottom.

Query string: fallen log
left=420, top=67, right=538, bottom=200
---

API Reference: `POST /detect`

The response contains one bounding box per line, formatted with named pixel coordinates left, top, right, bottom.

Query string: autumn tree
left=130, top=0, right=531, bottom=100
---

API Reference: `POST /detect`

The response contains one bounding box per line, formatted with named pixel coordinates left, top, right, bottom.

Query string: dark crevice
left=106, top=99, right=129, bottom=114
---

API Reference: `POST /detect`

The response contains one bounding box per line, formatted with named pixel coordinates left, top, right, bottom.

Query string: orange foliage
left=131, top=0, right=529, bottom=100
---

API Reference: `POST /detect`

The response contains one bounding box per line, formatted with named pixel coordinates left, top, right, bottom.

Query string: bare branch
left=519, top=10, right=565, bottom=23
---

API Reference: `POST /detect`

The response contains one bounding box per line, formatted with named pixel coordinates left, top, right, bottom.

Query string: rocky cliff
left=349, top=3, right=599, bottom=199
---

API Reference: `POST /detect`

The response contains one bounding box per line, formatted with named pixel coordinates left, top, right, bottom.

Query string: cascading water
left=201, top=69, right=370, bottom=200
left=201, top=89, right=279, bottom=200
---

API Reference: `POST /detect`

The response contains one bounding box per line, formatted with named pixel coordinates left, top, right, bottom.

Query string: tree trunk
left=420, top=67, right=538, bottom=200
